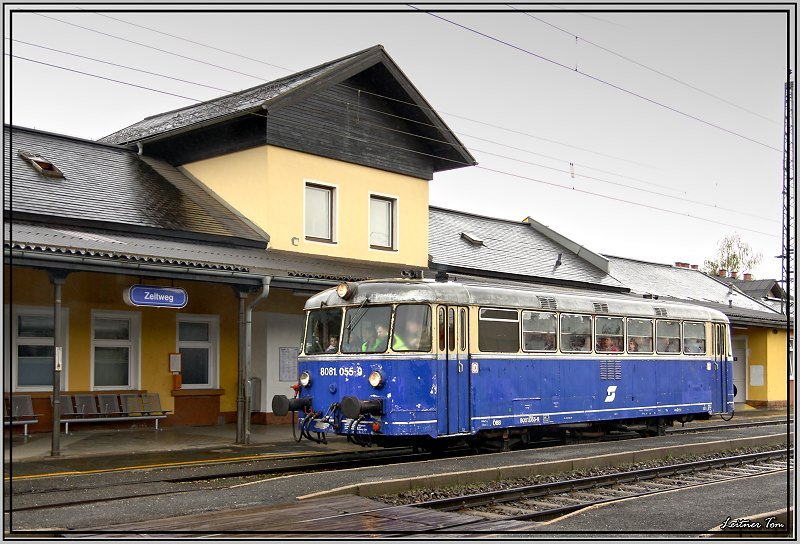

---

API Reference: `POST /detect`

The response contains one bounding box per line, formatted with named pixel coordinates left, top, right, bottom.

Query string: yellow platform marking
left=4, top=451, right=323, bottom=481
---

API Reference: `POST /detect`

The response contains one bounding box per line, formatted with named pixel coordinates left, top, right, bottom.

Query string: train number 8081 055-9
left=320, top=366, right=364, bottom=377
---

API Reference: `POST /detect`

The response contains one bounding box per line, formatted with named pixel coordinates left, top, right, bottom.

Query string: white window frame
left=368, top=192, right=399, bottom=251
left=304, top=180, right=338, bottom=244
left=10, top=305, right=69, bottom=392
left=91, top=310, right=140, bottom=391
left=176, top=314, right=220, bottom=389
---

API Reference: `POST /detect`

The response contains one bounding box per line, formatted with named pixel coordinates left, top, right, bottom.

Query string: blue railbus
left=272, top=279, right=734, bottom=450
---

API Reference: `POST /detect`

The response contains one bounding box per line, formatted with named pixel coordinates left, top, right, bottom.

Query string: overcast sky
left=4, top=3, right=794, bottom=282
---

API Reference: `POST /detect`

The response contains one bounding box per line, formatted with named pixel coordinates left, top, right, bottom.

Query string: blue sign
left=124, top=285, right=188, bottom=309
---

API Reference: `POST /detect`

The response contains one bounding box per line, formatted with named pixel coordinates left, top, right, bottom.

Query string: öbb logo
left=604, top=385, right=618, bottom=403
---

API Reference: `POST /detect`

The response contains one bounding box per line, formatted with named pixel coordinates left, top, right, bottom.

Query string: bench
left=58, top=393, right=170, bottom=433
left=3, top=395, right=40, bottom=437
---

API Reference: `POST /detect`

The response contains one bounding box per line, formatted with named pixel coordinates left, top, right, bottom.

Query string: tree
left=703, top=234, right=762, bottom=276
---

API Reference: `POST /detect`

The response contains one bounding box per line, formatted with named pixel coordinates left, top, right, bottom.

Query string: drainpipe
left=236, top=276, right=271, bottom=444
left=48, top=270, right=68, bottom=457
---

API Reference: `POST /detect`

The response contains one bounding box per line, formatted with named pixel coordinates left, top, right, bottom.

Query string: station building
left=4, top=45, right=791, bottom=441
left=3, top=45, right=475, bottom=435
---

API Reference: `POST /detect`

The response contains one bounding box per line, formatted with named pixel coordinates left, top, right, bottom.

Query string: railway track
left=411, top=450, right=791, bottom=527
left=6, top=417, right=788, bottom=513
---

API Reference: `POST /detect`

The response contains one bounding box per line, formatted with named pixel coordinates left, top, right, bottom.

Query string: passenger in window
left=325, top=336, right=338, bottom=353
left=361, top=327, right=380, bottom=352
left=628, top=338, right=638, bottom=352
left=394, top=319, right=431, bottom=351
left=598, top=337, right=620, bottom=352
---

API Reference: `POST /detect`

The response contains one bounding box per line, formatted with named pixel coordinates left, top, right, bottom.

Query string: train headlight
left=368, top=370, right=385, bottom=388
left=336, top=282, right=356, bottom=300
left=299, top=371, right=312, bottom=387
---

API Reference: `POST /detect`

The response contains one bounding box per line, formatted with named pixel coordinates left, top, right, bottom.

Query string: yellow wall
left=181, top=145, right=430, bottom=267
left=5, top=266, right=303, bottom=415
left=738, top=327, right=789, bottom=404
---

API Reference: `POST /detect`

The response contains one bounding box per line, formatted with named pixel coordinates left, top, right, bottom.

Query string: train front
left=271, top=281, right=438, bottom=447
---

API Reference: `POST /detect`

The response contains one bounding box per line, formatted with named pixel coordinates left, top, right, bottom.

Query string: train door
left=711, top=323, right=729, bottom=413
left=438, top=306, right=470, bottom=435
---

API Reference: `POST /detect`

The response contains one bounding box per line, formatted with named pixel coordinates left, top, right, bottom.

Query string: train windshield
left=304, top=308, right=343, bottom=354
left=341, top=306, right=391, bottom=354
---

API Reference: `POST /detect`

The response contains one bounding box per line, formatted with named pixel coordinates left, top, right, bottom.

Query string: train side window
left=448, top=308, right=456, bottom=351
left=683, top=322, right=706, bottom=354
left=438, top=307, right=446, bottom=351
left=478, top=308, right=520, bottom=353
left=522, top=310, right=557, bottom=352
left=560, top=314, right=592, bottom=353
left=595, top=316, right=624, bottom=353
left=459, top=309, right=467, bottom=351
left=656, top=320, right=681, bottom=354
left=392, top=304, right=432, bottom=352
left=626, top=318, right=653, bottom=353
left=304, top=308, right=343, bottom=355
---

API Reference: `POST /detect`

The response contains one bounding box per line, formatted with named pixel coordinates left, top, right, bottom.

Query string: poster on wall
left=279, top=347, right=299, bottom=382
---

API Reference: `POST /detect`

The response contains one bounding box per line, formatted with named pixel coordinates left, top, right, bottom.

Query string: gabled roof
left=730, top=278, right=787, bottom=301
left=605, top=255, right=783, bottom=316
left=98, top=45, right=475, bottom=171
left=4, top=125, right=268, bottom=248
left=428, top=207, right=626, bottom=291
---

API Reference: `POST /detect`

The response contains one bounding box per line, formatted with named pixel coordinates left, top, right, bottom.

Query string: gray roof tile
left=605, top=256, right=781, bottom=314
left=428, top=207, right=624, bottom=289
left=4, top=126, right=266, bottom=246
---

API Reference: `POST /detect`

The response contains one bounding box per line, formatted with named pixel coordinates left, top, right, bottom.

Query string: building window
left=369, top=195, right=396, bottom=250
left=305, top=182, right=335, bottom=242
left=12, top=306, right=68, bottom=390
left=177, top=315, right=219, bottom=388
left=92, top=311, right=139, bottom=389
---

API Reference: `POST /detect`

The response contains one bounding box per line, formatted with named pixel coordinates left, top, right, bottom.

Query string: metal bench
left=3, top=395, right=40, bottom=436
left=60, top=393, right=170, bottom=433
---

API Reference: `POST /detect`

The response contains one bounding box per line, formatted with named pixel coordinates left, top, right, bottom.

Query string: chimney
left=743, top=273, right=753, bottom=281
left=690, top=264, right=699, bottom=270
left=718, top=269, right=727, bottom=277
left=730, top=271, right=739, bottom=279
left=674, top=262, right=689, bottom=268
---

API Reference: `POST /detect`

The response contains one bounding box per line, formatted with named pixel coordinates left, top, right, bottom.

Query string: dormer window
left=460, top=231, right=484, bottom=246
left=18, top=150, right=64, bottom=178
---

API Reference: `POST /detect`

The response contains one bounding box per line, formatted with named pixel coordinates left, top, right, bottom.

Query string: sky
left=4, top=3, right=794, bottom=282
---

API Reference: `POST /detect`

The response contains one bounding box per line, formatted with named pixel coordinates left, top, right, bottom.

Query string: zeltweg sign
left=124, top=285, right=188, bottom=309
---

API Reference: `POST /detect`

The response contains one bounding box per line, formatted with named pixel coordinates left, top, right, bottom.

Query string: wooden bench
left=3, top=395, right=40, bottom=437
left=58, top=393, right=170, bottom=433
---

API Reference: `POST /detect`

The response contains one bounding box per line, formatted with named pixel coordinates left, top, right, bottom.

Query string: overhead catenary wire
left=9, top=38, right=778, bottom=224
left=34, top=10, right=772, bottom=175
left=407, top=5, right=781, bottom=152
left=8, top=52, right=780, bottom=240
left=507, top=4, right=779, bottom=125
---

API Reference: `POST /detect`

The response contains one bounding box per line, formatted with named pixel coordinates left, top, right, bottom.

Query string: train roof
left=304, top=279, right=730, bottom=323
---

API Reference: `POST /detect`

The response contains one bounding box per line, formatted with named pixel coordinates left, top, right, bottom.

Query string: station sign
left=124, top=285, right=188, bottom=309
